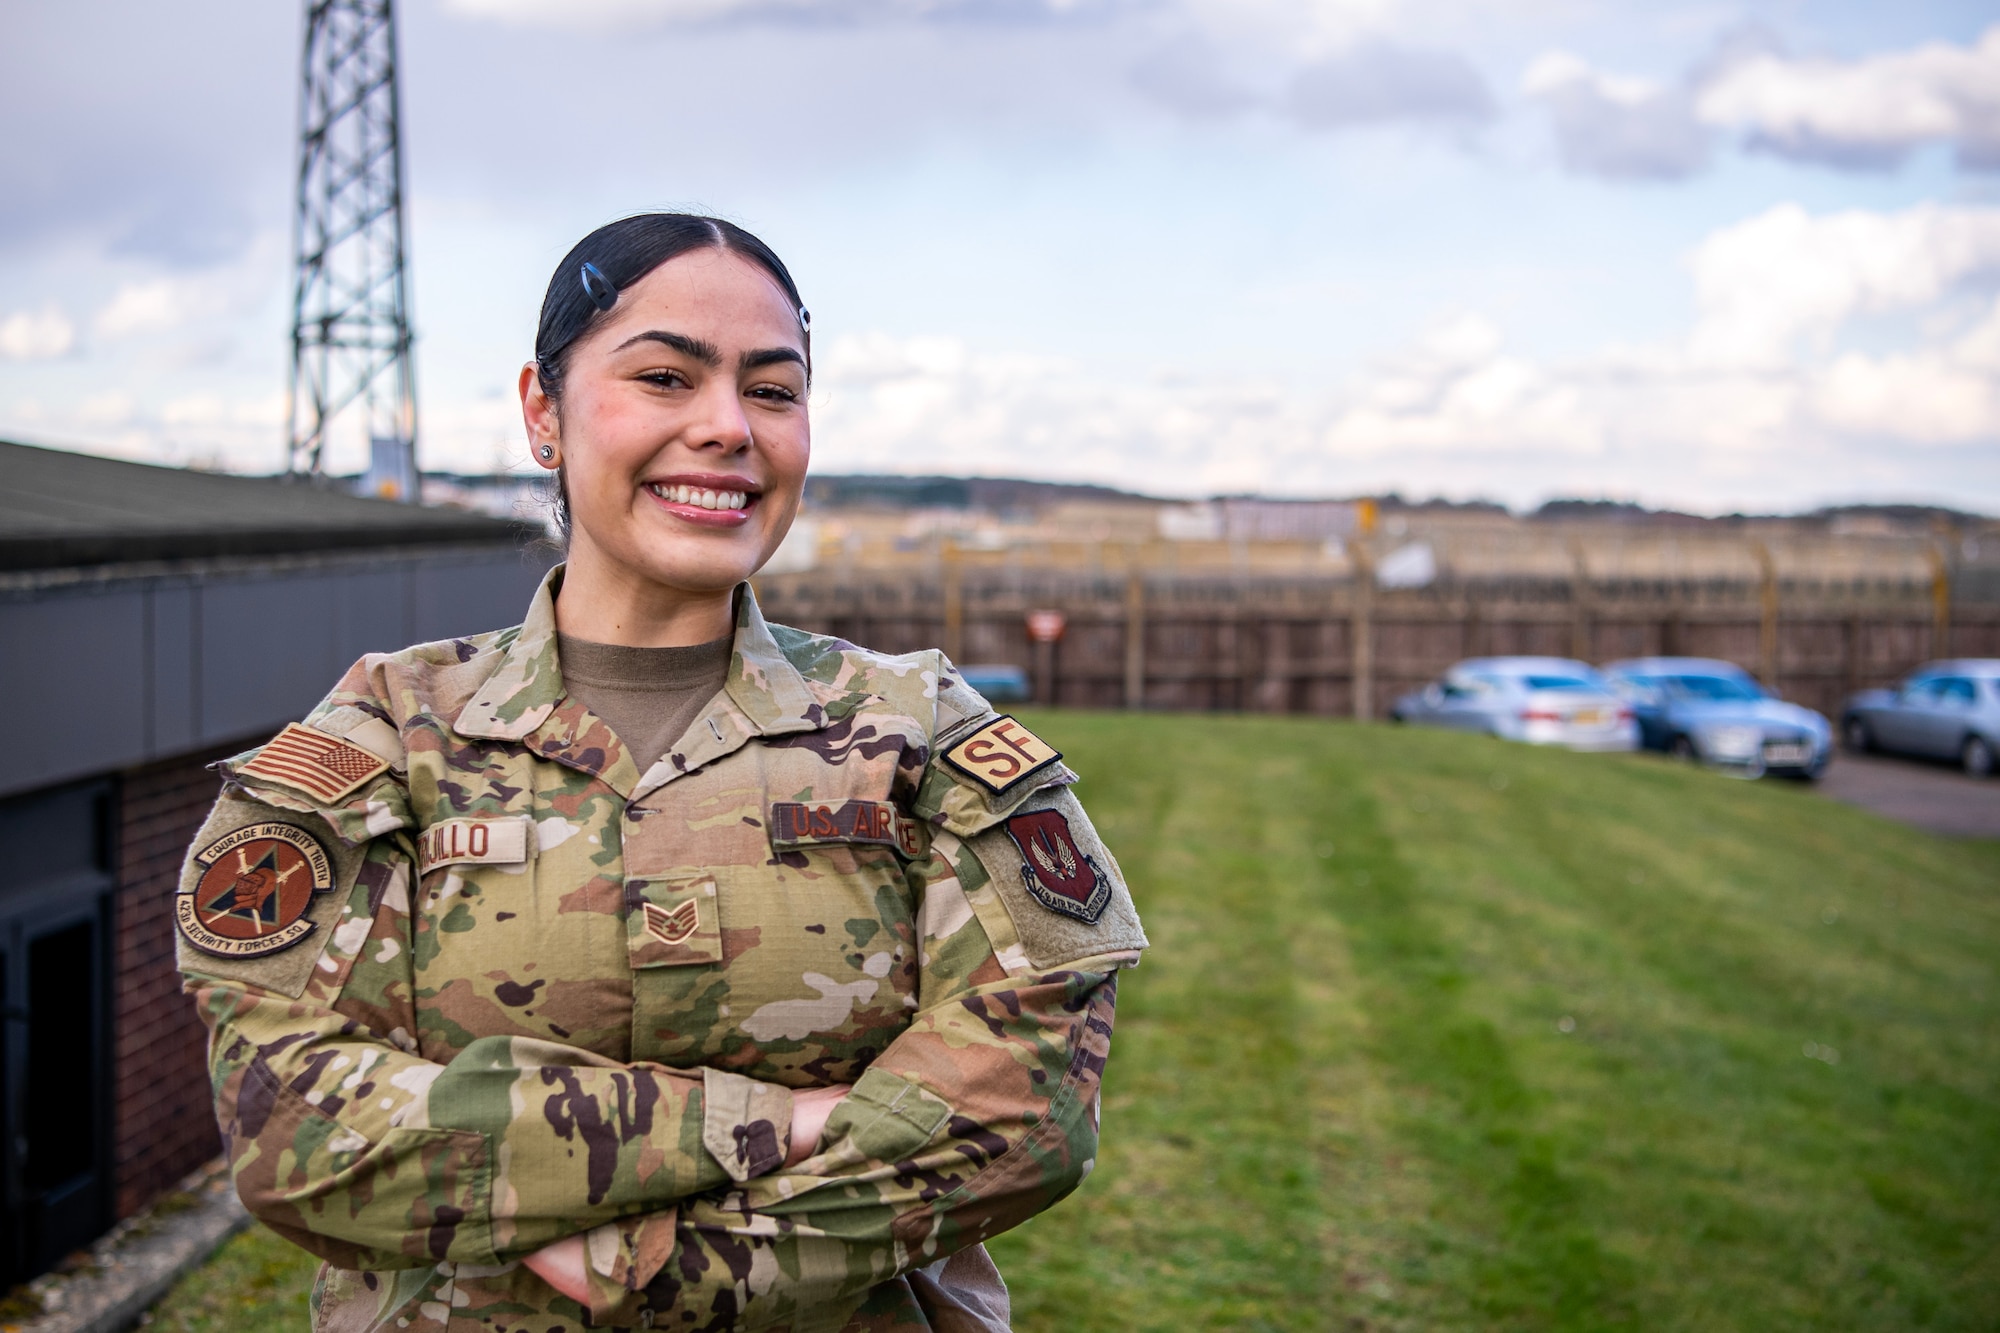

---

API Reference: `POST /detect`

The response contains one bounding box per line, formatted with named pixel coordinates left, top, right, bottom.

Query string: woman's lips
left=643, top=481, right=756, bottom=528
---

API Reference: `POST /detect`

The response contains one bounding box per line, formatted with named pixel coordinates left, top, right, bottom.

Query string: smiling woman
left=174, top=212, right=1147, bottom=1333
left=522, top=215, right=813, bottom=640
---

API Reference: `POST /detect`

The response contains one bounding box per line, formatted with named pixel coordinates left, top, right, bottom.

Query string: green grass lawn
left=151, top=713, right=2000, bottom=1330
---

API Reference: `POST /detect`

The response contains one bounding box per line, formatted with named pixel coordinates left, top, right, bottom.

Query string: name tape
left=417, top=817, right=531, bottom=875
left=770, top=799, right=928, bottom=859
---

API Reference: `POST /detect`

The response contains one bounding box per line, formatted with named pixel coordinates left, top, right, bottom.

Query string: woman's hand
left=522, top=1234, right=591, bottom=1305
left=785, top=1084, right=852, bottom=1167
left=520, top=1082, right=850, bottom=1303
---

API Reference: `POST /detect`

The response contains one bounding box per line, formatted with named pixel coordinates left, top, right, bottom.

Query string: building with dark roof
left=0, top=441, right=555, bottom=1285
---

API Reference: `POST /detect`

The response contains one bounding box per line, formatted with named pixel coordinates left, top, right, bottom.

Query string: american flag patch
left=239, top=723, right=391, bottom=804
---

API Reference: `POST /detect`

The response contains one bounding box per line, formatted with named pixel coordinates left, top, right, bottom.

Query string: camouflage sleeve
left=182, top=786, right=798, bottom=1274
left=591, top=781, right=1142, bottom=1330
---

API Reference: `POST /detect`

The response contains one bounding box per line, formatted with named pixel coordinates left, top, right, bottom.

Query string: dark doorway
left=0, top=780, right=115, bottom=1286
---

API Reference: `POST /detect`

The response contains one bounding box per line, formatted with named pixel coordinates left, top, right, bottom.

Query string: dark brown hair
left=533, top=213, right=809, bottom=539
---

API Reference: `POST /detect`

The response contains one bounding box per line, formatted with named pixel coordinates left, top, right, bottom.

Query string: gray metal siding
left=0, top=544, right=554, bottom=800
left=6, top=596, right=149, bottom=797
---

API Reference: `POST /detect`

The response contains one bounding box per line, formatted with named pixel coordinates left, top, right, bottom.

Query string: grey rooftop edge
left=0, top=440, right=542, bottom=570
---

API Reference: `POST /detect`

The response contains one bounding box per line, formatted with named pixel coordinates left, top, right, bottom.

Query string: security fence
left=754, top=559, right=2000, bottom=720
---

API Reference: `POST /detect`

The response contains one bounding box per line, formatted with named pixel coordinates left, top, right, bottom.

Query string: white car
left=1390, top=657, right=1640, bottom=751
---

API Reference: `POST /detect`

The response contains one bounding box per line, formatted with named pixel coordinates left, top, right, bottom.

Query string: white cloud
left=418, top=395, right=538, bottom=477
left=452, top=0, right=1412, bottom=32
left=1685, top=203, right=2000, bottom=367
left=76, top=391, right=138, bottom=426
left=1528, top=26, right=2000, bottom=179
left=95, top=275, right=228, bottom=338
left=1807, top=295, right=2000, bottom=444
left=812, top=330, right=1312, bottom=494
left=811, top=202, right=2000, bottom=508
left=1696, top=24, right=2000, bottom=169
left=0, top=305, right=77, bottom=360
left=158, top=391, right=285, bottom=432
left=445, top=0, right=1106, bottom=28
left=1283, top=40, right=1495, bottom=129
left=1522, top=50, right=1710, bottom=180
left=1318, top=315, right=1599, bottom=456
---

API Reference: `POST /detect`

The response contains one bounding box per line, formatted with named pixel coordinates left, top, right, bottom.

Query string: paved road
left=1815, top=751, right=2000, bottom=839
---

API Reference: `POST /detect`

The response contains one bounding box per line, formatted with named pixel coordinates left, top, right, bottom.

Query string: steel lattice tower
left=285, top=0, right=418, bottom=498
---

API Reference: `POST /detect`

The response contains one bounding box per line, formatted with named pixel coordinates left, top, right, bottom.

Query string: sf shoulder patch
left=941, top=715, right=1062, bottom=796
left=239, top=722, right=390, bottom=804
left=177, top=822, right=338, bottom=958
left=1003, top=809, right=1112, bottom=924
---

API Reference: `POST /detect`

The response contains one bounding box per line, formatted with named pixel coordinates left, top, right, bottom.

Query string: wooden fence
left=754, top=567, right=2000, bottom=720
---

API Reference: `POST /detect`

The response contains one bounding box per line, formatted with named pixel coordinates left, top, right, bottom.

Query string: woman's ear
left=520, top=361, right=560, bottom=466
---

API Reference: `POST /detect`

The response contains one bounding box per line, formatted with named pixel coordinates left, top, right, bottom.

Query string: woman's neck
left=552, top=539, right=736, bottom=647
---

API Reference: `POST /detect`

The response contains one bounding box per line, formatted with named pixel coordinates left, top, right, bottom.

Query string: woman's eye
left=749, top=385, right=799, bottom=404
left=640, top=369, right=688, bottom=389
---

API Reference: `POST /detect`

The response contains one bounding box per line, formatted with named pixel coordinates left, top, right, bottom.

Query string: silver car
left=1840, top=659, right=2000, bottom=777
left=1602, top=657, right=1832, bottom=779
left=1390, top=657, right=1639, bottom=751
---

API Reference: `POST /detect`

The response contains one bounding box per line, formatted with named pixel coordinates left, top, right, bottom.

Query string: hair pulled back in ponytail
left=532, top=213, right=810, bottom=541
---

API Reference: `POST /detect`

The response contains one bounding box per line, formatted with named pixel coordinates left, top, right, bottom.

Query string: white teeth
left=652, top=483, right=750, bottom=510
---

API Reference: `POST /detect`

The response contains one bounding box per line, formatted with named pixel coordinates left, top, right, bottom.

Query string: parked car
left=1601, top=657, right=1832, bottom=779
left=1389, top=657, right=1639, bottom=751
left=1840, top=659, right=2000, bottom=777
left=957, top=662, right=1032, bottom=704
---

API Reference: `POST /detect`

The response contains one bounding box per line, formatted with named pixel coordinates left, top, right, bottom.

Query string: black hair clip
left=798, top=307, right=812, bottom=332
left=579, top=261, right=617, bottom=312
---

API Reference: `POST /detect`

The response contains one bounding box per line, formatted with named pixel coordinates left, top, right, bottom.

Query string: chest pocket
left=621, top=742, right=928, bottom=1079
left=624, top=873, right=723, bottom=968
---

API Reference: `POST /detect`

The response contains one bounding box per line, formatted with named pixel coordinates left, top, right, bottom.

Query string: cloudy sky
left=2, top=0, right=1997, bottom=512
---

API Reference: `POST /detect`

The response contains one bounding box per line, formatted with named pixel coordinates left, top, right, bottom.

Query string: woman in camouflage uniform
left=176, top=214, right=1146, bottom=1331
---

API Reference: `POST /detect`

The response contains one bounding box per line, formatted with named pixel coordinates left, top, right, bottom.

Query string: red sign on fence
left=1025, top=610, right=1068, bottom=643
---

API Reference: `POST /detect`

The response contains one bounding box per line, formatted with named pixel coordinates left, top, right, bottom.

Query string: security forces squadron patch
left=1003, top=809, right=1111, bottom=924
left=942, top=716, right=1062, bottom=796
left=177, top=822, right=337, bottom=958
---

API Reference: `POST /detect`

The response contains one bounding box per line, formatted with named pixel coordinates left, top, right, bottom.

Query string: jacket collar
left=453, top=565, right=823, bottom=795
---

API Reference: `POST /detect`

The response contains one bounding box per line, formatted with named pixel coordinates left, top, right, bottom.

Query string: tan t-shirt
left=557, top=633, right=734, bottom=775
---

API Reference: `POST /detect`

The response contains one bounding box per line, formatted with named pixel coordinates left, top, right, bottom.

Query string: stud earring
left=538, top=445, right=555, bottom=463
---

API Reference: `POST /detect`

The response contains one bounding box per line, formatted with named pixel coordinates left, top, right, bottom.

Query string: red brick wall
left=112, top=743, right=244, bottom=1218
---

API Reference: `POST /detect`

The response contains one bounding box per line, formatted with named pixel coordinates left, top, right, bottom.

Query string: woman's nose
left=689, top=381, right=754, bottom=451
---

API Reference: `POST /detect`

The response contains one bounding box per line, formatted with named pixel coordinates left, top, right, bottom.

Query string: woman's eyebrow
left=612, top=330, right=721, bottom=366
left=741, top=347, right=806, bottom=371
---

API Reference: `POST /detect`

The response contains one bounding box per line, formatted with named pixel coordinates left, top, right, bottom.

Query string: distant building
left=1158, top=498, right=1367, bottom=544
left=0, top=441, right=552, bottom=1286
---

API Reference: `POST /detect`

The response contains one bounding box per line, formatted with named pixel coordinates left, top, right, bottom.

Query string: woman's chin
left=627, top=549, right=766, bottom=596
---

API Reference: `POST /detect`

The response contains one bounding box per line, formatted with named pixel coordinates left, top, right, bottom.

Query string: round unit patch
left=177, top=822, right=336, bottom=958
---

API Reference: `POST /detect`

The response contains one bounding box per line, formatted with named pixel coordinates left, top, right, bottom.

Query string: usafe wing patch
left=941, top=715, right=1062, bottom=796
left=177, top=822, right=337, bottom=958
left=1003, top=808, right=1112, bottom=924
left=770, top=799, right=928, bottom=859
left=239, top=722, right=390, bottom=804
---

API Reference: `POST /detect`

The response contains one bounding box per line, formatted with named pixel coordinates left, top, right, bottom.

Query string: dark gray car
left=1841, top=659, right=2000, bottom=777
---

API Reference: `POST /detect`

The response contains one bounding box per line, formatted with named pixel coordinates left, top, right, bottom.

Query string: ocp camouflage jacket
left=175, top=567, right=1147, bottom=1332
